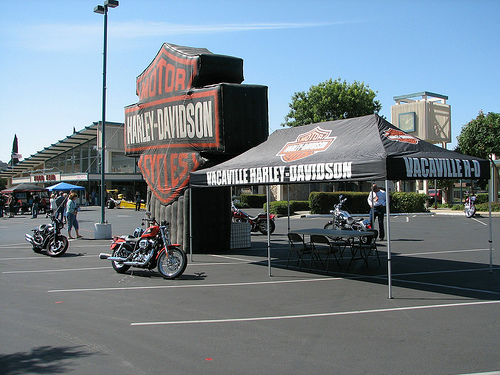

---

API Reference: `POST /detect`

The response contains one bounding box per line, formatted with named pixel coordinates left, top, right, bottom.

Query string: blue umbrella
left=47, top=182, right=85, bottom=191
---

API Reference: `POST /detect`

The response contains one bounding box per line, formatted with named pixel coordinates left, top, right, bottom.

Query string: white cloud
left=2, top=20, right=335, bottom=52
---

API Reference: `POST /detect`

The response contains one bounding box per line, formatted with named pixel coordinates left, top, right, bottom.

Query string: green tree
left=282, top=78, right=382, bottom=127
left=457, top=111, right=500, bottom=159
left=457, top=110, right=500, bottom=202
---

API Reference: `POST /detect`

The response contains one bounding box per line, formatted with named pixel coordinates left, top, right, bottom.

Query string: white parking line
left=130, top=300, right=500, bottom=326
left=3, top=266, right=110, bottom=274
left=0, top=243, right=28, bottom=247
left=402, top=248, right=490, bottom=256
left=48, top=277, right=342, bottom=293
left=471, top=217, right=488, bottom=226
left=46, top=266, right=500, bottom=294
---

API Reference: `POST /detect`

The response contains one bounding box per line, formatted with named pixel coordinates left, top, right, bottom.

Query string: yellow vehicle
left=106, top=189, right=146, bottom=210
left=106, top=189, right=122, bottom=209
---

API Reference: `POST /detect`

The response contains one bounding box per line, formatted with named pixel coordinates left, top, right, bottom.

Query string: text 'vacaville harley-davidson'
left=99, top=212, right=187, bottom=279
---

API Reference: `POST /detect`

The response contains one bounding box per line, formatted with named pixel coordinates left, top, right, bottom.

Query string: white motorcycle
left=324, top=195, right=373, bottom=242
left=464, top=193, right=476, bottom=218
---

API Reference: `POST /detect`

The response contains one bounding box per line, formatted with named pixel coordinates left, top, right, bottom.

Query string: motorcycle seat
left=123, top=235, right=140, bottom=242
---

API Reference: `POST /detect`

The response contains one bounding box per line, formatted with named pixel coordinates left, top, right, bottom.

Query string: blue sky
left=1, top=0, right=499, bottom=163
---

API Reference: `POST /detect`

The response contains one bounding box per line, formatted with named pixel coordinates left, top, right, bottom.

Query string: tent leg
left=287, top=184, right=290, bottom=234
left=189, top=188, right=193, bottom=263
left=386, top=180, right=393, bottom=299
left=266, top=185, right=271, bottom=277
left=489, top=168, right=493, bottom=273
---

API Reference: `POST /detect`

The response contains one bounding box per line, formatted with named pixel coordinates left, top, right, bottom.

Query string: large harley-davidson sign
left=125, top=43, right=268, bottom=204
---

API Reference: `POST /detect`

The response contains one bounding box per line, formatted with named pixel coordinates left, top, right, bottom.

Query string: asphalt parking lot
left=0, top=206, right=499, bottom=375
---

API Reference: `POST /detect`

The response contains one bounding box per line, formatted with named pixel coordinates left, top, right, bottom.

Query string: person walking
left=367, top=184, right=386, bottom=241
left=66, top=193, right=82, bottom=239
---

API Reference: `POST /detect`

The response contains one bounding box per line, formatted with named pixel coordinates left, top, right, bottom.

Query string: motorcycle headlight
left=133, top=227, right=144, bottom=238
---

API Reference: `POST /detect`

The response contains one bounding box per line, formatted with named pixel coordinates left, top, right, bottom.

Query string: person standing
left=31, top=193, right=40, bottom=219
left=367, top=184, right=386, bottom=241
left=49, top=193, right=57, bottom=217
left=8, top=194, right=16, bottom=218
left=55, top=192, right=65, bottom=221
left=0, top=194, right=5, bottom=218
left=135, top=192, right=141, bottom=211
left=66, top=193, right=82, bottom=239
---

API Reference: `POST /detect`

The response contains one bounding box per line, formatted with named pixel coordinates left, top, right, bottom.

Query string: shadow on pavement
left=0, top=345, right=98, bottom=375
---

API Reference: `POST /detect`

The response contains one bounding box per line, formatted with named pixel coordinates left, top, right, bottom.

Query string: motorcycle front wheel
left=157, top=247, right=187, bottom=279
left=258, top=220, right=275, bottom=235
left=464, top=204, right=476, bottom=218
left=46, top=235, right=69, bottom=257
left=324, top=222, right=343, bottom=230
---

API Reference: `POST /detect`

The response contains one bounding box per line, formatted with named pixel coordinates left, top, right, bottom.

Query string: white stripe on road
left=46, top=266, right=500, bottom=294
left=402, top=248, right=489, bottom=257
left=130, top=300, right=500, bottom=326
left=48, top=277, right=343, bottom=293
left=3, top=266, right=110, bottom=274
left=471, top=217, right=488, bottom=226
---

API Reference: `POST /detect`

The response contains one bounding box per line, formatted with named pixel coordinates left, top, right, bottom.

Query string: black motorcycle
left=25, top=215, right=69, bottom=257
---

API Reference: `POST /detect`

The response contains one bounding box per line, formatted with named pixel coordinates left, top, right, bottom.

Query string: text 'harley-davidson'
left=99, top=213, right=187, bottom=279
left=25, top=215, right=69, bottom=257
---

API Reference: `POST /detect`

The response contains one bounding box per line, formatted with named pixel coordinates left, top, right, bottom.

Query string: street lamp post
left=94, top=0, right=118, bottom=239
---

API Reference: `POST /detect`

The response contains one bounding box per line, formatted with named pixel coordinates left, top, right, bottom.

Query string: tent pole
left=370, top=180, right=374, bottom=224
left=385, top=179, right=393, bottom=299
left=489, top=164, right=493, bottom=273
left=266, top=185, right=271, bottom=276
left=287, top=184, right=290, bottom=234
left=189, top=188, right=193, bottom=262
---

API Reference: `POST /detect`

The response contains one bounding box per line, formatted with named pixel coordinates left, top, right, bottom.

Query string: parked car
left=428, top=189, right=442, bottom=204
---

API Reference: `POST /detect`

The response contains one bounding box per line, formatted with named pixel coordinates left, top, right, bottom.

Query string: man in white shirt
left=367, top=184, right=386, bottom=240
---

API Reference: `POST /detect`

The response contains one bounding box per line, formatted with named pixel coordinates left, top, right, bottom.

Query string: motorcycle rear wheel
left=157, top=247, right=187, bottom=279
left=46, top=236, right=69, bottom=257
left=258, top=220, right=275, bottom=235
left=111, top=247, right=131, bottom=273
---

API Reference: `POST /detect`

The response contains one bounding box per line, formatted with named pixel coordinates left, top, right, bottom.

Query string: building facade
left=0, top=122, right=146, bottom=203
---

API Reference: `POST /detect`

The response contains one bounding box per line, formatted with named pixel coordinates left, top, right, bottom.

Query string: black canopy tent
left=190, top=114, right=492, bottom=297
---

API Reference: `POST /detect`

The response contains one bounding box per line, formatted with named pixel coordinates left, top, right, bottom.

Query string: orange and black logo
left=277, top=127, right=336, bottom=162
left=384, top=128, right=419, bottom=144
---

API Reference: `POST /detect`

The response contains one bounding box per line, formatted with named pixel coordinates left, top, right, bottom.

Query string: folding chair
left=287, top=232, right=312, bottom=269
left=347, top=230, right=380, bottom=270
left=328, top=236, right=350, bottom=260
left=310, top=234, right=341, bottom=273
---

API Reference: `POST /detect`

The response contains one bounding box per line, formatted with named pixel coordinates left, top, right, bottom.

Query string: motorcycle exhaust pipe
left=99, top=253, right=127, bottom=262
left=99, top=253, right=147, bottom=266
left=25, top=234, right=34, bottom=243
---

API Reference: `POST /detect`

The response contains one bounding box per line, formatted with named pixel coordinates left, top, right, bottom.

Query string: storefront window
left=111, top=152, right=136, bottom=173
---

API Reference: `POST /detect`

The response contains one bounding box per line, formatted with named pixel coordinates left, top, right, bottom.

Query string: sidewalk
left=293, top=208, right=500, bottom=218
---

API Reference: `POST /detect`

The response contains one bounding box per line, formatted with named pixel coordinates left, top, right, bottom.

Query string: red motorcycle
left=99, top=212, right=187, bottom=279
left=231, top=201, right=276, bottom=235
